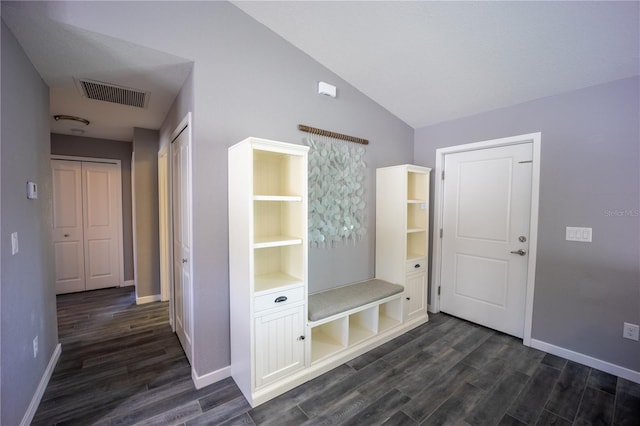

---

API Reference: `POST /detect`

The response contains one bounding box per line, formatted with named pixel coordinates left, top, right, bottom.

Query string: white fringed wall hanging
left=302, top=125, right=367, bottom=247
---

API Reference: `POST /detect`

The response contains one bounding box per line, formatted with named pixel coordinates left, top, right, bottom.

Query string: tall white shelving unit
left=228, top=137, right=309, bottom=406
left=376, top=164, right=432, bottom=322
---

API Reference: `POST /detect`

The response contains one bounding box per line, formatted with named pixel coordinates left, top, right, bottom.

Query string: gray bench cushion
left=308, top=279, right=403, bottom=322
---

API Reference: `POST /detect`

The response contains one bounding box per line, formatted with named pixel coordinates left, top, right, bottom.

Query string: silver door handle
left=510, top=249, right=527, bottom=256
left=182, top=258, right=188, bottom=263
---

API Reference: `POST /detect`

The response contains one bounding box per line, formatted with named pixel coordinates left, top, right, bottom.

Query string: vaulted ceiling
left=3, top=1, right=638, bottom=141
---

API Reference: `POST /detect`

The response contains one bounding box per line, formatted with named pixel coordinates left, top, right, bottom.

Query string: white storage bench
left=249, top=277, right=429, bottom=406
left=307, top=279, right=405, bottom=363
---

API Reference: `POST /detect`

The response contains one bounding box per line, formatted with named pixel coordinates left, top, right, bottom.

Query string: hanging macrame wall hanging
left=299, top=125, right=368, bottom=247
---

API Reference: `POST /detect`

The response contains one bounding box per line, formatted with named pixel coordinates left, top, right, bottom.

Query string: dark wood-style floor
left=33, top=287, right=639, bottom=425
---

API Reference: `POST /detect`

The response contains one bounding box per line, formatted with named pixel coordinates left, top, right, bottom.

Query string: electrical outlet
left=33, top=335, right=38, bottom=358
left=623, top=322, right=639, bottom=341
left=566, top=226, right=592, bottom=242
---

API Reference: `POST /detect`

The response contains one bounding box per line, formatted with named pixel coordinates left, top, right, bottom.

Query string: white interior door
left=172, top=127, right=193, bottom=363
left=83, top=162, right=122, bottom=291
left=52, top=160, right=86, bottom=294
left=440, top=143, right=532, bottom=338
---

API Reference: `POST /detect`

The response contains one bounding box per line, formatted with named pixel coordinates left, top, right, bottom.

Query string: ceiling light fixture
left=53, top=115, right=90, bottom=126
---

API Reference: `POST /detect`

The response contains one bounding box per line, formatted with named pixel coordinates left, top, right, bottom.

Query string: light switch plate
left=566, top=227, right=592, bottom=242
left=11, top=232, right=18, bottom=255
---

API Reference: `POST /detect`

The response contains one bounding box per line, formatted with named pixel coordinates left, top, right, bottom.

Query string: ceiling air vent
left=78, top=79, right=148, bottom=108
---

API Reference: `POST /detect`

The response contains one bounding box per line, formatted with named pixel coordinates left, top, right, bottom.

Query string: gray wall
left=1, top=22, right=58, bottom=426
left=132, top=128, right=160, bottom=298
left=50, top=133, right=134, bottom=282
left=45, top=1, right=415, bottom=376
left=414, top=76, right=640, bottom=371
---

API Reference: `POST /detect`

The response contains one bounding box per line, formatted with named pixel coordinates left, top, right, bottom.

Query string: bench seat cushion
left=308, top=279, right=403, bottom=322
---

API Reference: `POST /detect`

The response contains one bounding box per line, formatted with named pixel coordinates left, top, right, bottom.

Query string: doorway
left=157, top=113, right=194, bottom=365
left=51, top=157, right=124, bottom=294
left=431, top=133, right=541, bottom=345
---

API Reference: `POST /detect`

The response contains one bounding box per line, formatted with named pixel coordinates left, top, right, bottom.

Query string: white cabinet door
left=404, top=271, right=426, bottom=321
left=52, top=160, right=85, bottom=294
left=254, top=304, right=305, bottom=388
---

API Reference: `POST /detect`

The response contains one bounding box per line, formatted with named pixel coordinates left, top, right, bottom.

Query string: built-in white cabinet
left=376, top=165, right=432, bottom=322
left=228, top=137, right=309, bottom=406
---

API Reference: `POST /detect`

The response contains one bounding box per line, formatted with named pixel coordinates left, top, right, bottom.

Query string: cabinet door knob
left=274, top=296, right=288, bottom=303
left=64, top=234, right=70, bottom=237
left=406, top=297, right=411, bottom=301
left=414, top=264, right=420, bottom=268
left=297, top=335, right=305, bottom=341
left=182, top=258, right=188, bottom=263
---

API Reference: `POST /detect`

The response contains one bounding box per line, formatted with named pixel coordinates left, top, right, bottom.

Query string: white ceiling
left=2, top=1, right=638, bottom=141
left=2, top=4, right=193, bottom=142
left=234, top=1, right=640, bottom=128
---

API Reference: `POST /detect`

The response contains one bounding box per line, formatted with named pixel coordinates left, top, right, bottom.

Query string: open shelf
left=406, top=231, right=427, bottom=260
left=254, top=245, right=303, bottom=293
left=407, top=171, right=428, bottom=201
left=253, top=149, right=305, bottom=198
left=254, top=272, right=304, bottom=294
left=348, top=307, right=377, bottom=346
left=254, top=200, right=303, bottom=248
left=254, top=195, right=302, bottom=202
left=378, top=299, right=402, bottom=332
left=311, top=318, right=347, bottom=363
left=407, top=202, right=427, bottom=230
left=253, top=236, right=302, bottom=249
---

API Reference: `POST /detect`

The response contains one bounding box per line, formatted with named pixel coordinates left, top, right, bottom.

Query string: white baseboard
left=21, top=343, right=62, bottom=426
left=192, top=365, right=231, bottom=390
left=530, top=339, right=640, bottom=384
left=122, top=280, right=135, bottom=287
left=136, top=294, right=161, bottom=305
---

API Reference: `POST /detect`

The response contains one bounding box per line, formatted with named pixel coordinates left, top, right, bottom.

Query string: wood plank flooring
left=33, top=287, right=640, bottom=425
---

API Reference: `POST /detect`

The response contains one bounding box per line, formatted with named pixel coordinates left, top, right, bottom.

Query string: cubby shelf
left=309, top=298, right=402, bottom=364
left=254, top=272, right=303, bottom=294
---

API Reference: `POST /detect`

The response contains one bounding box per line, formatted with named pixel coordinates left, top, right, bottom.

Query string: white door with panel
left=52, top=160, right=122, bottom=294
left=172, top=127, right=193, bottom=363
left=440, top=143, right=532, bottom=338
left=52, top=160, right=86, bottom=294
left=82, top=162, right=122, bottom=290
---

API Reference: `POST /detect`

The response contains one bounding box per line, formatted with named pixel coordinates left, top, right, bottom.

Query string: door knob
left=510, top=249, right=527, bottom=256
left=182, top=258, right=188, bottom=263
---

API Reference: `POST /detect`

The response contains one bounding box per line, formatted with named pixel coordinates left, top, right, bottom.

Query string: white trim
left=21, top=343, right=61, bottom=426
left=136, top=294, right=161, bottom=305
left=430, top=132, right=541, bottom=347
left=122, top=280, right=135, bottom=287
left=171, top=112, right=194, bottom=363
left=131, top=151, right=139, bottom=300
left=158, top=146, right=170, bottom=302
left=531, top=339, right=640, bottom=384
left=51, top=155, right=120, bottom=165
left=192, top=365, right=231, bottom=390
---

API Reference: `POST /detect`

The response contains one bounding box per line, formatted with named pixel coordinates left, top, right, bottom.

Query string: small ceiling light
left=53, top=115, right=90, bottom=126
